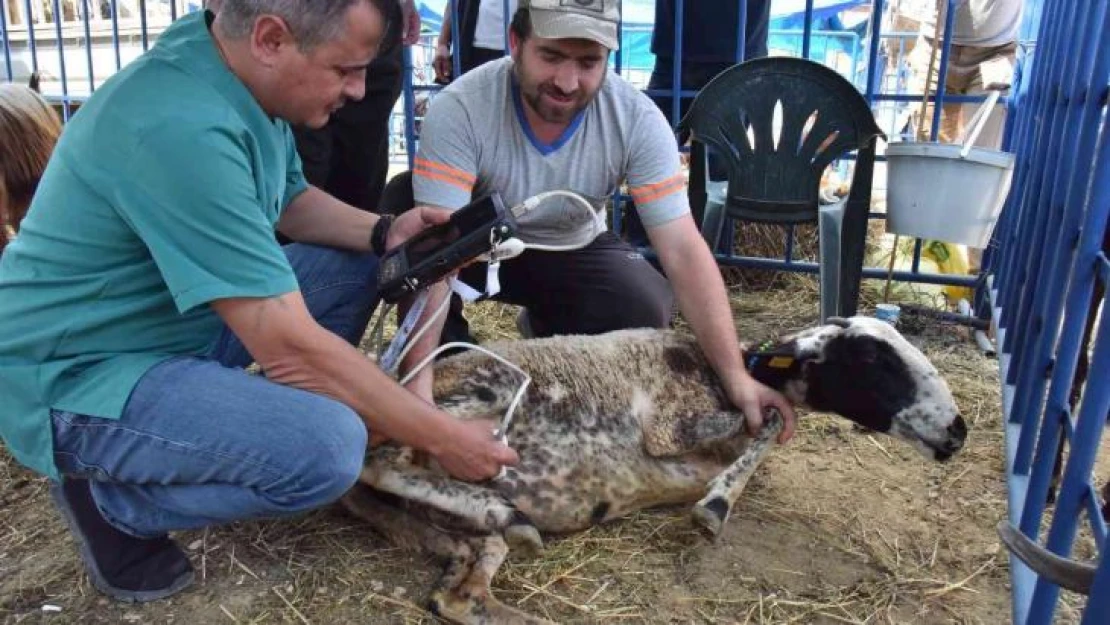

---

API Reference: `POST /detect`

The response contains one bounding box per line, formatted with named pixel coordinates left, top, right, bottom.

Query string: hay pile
left=2, top=277, right=1107, bottom=624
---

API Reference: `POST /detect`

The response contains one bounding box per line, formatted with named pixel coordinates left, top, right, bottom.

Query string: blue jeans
left=50, top=244, right=380, bottom=538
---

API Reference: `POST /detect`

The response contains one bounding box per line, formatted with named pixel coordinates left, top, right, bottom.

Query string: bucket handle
left=958, top=89, right=1004, bottom=158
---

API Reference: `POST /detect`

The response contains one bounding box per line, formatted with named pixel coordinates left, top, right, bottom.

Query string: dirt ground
left=1, top=280, right=1104, bottom=624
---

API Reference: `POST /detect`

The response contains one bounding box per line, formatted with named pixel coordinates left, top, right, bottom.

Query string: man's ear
left=250, top=14, right=296, bottom=67
left=509, top=29, right=523, bottom=58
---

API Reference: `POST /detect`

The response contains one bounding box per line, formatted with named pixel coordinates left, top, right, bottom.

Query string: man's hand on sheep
left=726, top=376, right=797, bottom=444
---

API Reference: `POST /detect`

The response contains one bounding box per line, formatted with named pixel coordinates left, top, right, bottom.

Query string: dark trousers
left=378, top=172, right=675, bottom=343
left=291, top=4, right=404, bottom=213
left=464, top=46, right=504, bottom=74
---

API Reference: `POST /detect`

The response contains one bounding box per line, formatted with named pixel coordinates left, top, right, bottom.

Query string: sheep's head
left=746, top=315, right=967, bottom=461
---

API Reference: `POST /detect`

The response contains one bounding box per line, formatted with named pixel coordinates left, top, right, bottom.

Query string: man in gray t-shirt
left=399, top=0, right=796, bottom=443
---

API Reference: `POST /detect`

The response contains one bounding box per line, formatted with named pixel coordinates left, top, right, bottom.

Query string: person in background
left=907, top=0, right=1023, bottom=147
left=0, top=80, right=62, bottom=255
left=906, top=0, right=1024, bottom=272
left=432, top=0, right=519, bottom=83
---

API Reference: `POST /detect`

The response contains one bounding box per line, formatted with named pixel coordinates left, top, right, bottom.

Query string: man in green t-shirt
left=0, top=0, right=518, bottom=603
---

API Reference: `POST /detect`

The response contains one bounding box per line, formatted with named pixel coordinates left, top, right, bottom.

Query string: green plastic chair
left=678, top=57, right=885, bottom=320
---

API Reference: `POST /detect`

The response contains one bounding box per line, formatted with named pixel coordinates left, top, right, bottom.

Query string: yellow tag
left=768, top=356, right=795, bottom=369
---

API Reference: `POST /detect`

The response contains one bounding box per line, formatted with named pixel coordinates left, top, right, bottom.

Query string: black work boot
left=50, top=478, right=194, bottom=603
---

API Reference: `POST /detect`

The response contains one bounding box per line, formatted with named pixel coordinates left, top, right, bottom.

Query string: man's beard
left=516, top=63, right=604, bottom=124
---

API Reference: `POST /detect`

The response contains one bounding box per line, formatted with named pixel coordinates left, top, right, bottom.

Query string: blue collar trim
left=510, top=78, right=585, bottom=156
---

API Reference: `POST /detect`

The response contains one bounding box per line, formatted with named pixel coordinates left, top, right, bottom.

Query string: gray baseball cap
left=521, top=0, right=621, bottom=50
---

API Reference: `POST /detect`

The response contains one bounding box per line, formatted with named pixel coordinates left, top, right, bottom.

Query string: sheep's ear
left=825, top=316, right=851, bottom=328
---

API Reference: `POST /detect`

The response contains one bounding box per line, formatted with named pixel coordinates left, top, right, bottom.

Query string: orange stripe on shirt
left=630, top=176, right=686, bottom=205
left=414, top=157, right=476, bottom=186
left=630, top=173, right=684, bottom=196
left=414, top=166, right=474, bottom=193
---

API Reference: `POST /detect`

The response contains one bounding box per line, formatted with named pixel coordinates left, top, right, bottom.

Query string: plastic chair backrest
left=678, top=57, right=885, bottom=224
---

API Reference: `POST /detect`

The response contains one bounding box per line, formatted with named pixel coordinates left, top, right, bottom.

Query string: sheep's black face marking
left=803, top=333, right=917, bottom=434
left=780, top=316, right=967, bottom=461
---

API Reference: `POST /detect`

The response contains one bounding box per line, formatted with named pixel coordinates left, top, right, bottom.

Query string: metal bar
left=863, top=0, right=884, bottom=103
left=995, top=0, right=1061, bottom=325
left=449, top=0, right=460, bottom=80
left=50, top=0, right=69, bottom=119
left=1084, top=483, right=1108, bottom=546
left=1028, top=289, right=1110, bottom=623
left=502, top=0, right=510, bottom=55
left=1005, top=0, right=1080, bottom=381
left=999, top=0, right=1069, bottom=339
left=929, top=0, right=957, bottom=140
left=702, top=254, right=981, bottom=287
left=999, top=0, right=1065, bottom=377
left=138, top=0, right=148, bottom=51
left=1, top=0, right=13, bottom=81
left=21, top=0, right=38, bottom=74
left=613, top=1, right=622, bottom=73
left=1083, top=551, right=1110, bottom=625
left=996, top=291, right=1037, bottom=625
left=872, top=92, right=1008, bottom=103
left=802, top=0, right=813, bottom=59
left=735, top=0, right=747, bottom=63
left=111, top=0, right=121, bottom=70
left=670, top=0, right=683, bottom=129
left=82, top=0, right=94, bottom=93
left=402, top=43, right=416, bottom=171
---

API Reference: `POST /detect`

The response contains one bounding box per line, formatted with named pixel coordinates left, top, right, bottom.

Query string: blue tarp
left=417, top=0, right=868, bottom=69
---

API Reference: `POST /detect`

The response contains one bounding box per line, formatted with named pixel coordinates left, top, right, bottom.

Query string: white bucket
left=884, top=90, right=1016, bottom=248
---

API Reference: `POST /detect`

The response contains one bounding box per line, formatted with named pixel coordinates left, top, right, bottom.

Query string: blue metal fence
left=3, top=0, right=1002, bottom=291
left=987, top=0, right=1109, bottom=621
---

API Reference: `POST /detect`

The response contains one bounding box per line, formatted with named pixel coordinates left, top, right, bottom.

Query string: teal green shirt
left=0, top=10, right=307, bottom=479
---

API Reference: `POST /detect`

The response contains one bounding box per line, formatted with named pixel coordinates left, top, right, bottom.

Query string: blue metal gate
left=987, top=0, right=1109, bottom=621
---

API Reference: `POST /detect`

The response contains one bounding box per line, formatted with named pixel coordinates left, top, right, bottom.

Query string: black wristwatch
left=370, top=215, right=395, bottom=257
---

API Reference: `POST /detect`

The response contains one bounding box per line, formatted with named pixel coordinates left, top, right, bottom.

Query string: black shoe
left=50, top=478, right=194, bottom=603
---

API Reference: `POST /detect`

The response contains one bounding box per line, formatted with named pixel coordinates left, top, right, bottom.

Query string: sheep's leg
left=431, top=535, right=556, bottom=625
left=339, top=481, right=471, bottom=558
left=360, top=449, right=543, bottom=551
left=691, top=411, right=784, bottom=539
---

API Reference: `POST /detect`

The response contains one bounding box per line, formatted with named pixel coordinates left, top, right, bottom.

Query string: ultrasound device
left=377, top=192, right=514, bottom=304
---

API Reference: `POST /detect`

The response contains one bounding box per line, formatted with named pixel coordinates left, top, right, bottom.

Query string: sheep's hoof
left=505, top=522, right=543, bottom=554
left=428, top=589, right=473, bottom=624
left=691, top=497, right=730, bottom=539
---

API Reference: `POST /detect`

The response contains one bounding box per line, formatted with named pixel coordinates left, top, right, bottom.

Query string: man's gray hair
left=217, top=0, right=389, bottom=50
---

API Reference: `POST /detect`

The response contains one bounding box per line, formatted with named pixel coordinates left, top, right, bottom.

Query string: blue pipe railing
left=988, top=0, right=1109, bottom=621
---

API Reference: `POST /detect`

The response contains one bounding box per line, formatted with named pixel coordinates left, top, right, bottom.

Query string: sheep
left=340, top=315, right=969, bottom=624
